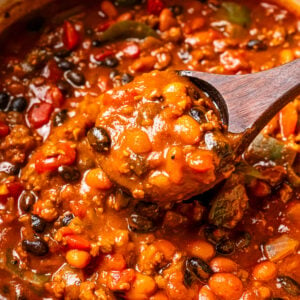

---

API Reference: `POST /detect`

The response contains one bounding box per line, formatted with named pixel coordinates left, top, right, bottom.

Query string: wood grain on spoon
left=180, top=59, right=300, bottom=154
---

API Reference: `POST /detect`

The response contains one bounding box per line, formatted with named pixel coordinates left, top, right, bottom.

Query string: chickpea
left=153, top=239, right=176, bottom=260
left=126, top=273, right=157, bottom=299
left=199, top=285, right=217, bottom=300
left=159, top=8, right=177, bottom=32
left=186, top=150, right=214, bottom=173
left=210, top=257, right=238, bottom=273
left=257, top=286, right=271, bottom=299
left=124, top=129, right=152, bottom=154
left=130, top=56, right=156, bottom=73
left=174, top=115, right=201, bottom=145
left=252, top=261, right=277, bottom=281
left=150, top=291, right=169, bottom=300
left=190, top=17, right=206, bottom=33
left=85, top=168, right=113, bottom=190
left=186, top=29, right=218, bottom=47
left=188, top=240, right=215, bottom=261
left=166, top=146, right=183, bottom=184
left=209, top=273, right=243, bottom=300
left=117, top=12, right=133, bottom=21
left=100, top=1, right=118, bottom=19
left=66, top=249, right=91, bottom=269
left=163, top=81, right=191, bottom=113
left=149, top=173, right=170, bottom=189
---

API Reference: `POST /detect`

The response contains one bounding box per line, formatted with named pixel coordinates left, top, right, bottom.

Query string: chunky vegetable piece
left=0, top=0, right=299, bottom=299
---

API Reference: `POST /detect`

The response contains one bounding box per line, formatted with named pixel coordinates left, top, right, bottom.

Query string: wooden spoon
left=179, top=59, right=300, bottom=154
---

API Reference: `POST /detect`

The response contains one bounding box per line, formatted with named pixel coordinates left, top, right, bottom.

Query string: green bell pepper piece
left=99, top=20, right=159, bottom=42
left=221, top=2, right=251, bottom=27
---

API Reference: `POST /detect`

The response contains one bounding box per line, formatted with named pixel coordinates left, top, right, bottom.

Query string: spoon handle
left=183, top=59, right=300, bottom=150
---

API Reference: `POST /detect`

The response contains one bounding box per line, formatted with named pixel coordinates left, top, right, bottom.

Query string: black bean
left=134, top=201, right=160, bottom=220
left=58, top=165, right=81, bottom=182
left=57, top=80, right=71, bottom=95
left=184, top=257, right=213, bottom=286
left=0, top=161, right=19, bottom=175
left=216, top=238, right=235, bottom=255
left=104, top=57, right=119, bottom=68
left=92, top=40, right=102, bottom=47
left=128, top=213, right=155, bottom=233
left=26, top=16, right=45, bottom=32
left=189, top=107, right=206, bottom=123
left=19, top=191, right=36, bottom=212
left=204, top=225, right=226, bottom=245
left=54, top=49, right=71, bottom=58
left=62, top=213, right=74, bottom=226
left=87, top=126, right=111, bottom=153
left=234, top=231, right=251, bottom=249
left=169, top=5, right=183, bottom=16
left=66, top=70, right=86, bottom=86
left=85, top=28, right=94, bottom=35
left=2, top=285, right=9, bottom=294
left=31, top=214, right=46, bottom=233
left=277, top=276, right=300, bottom=296
left=58, top=60, right=74, bottom=70
left=246, top=39, right=267, bottom=51
left=22, top=238, right=49, bottom=256
left=0, top=92, right=9, bottom=110
left=122, top=73, right=133, bottom=85
left=9, top=97, right=27, bottom=112
left=53, top=109, right=68, bottom=127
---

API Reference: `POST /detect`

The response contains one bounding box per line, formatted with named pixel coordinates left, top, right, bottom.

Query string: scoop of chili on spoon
left=88, top=60, right=299, bottom=202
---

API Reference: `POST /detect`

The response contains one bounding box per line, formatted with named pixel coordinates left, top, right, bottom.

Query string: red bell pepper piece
left=0, top=121, right=9, bottom=138
left=60, top=227, right=75, bottom=237
left=63, top=21, right=80, bottom=50
left=35, top=142, right=76, bottom=173
left=0, top=181, right=23, bottom=203
left=45, top=86, right=64, bottom=107
left=7, top=182, right=24, bottom=199
left=42, top=60, right=63, bottom=82
left=65, top=235, right=91, bottom=251
left=69, top=200, right=87, bottom=218
left=28, top=102, right=53, bottom=129
left=94, top=49, right=115, bottom=62
left=147, top=0, right=165, bottom=15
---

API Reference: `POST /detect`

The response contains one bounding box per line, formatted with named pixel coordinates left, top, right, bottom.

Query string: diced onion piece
left=264, top=234, right=299, bottom=262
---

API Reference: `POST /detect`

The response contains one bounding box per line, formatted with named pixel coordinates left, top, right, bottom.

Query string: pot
left=0, top=0, right=299, bottom=34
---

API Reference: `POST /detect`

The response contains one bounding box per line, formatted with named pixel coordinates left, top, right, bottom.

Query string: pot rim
left=0, top=0, right=299, bottom=35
